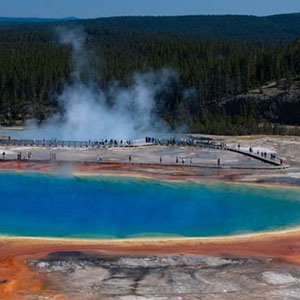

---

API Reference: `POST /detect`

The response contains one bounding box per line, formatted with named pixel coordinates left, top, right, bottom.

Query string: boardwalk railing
left=0, top=137, right=287, bottom=168
left=227, top=147, right=284, bottom=167
left=0, top=138, right=155, bottom=148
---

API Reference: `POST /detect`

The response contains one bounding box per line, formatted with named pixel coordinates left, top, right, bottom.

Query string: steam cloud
left=25, top=27, right=180, bottom=140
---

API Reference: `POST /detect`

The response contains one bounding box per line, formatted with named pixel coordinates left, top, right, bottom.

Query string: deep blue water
left=0, top=172, right=300, bottom=239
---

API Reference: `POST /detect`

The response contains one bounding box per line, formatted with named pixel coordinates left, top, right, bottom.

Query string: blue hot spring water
left=0, top=172, right=300, bottom=239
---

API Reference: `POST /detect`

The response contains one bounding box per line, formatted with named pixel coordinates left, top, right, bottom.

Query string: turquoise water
left=0, top=172, right=300, bottom=239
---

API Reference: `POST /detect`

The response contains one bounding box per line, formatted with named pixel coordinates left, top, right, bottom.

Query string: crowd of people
left=248, top=146, right=280, bottom=162
left=0, top=135, right=285, bottom=167
left=2, top=135, right=219, bottom=149
left=89, top=139, right=133, bottom=147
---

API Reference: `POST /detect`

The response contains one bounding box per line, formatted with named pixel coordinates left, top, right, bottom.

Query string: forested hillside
left=0, top=16, right=299, bottom=135
left=0, top=17, right=78, bottom=24
left=76, top=14, right=300, bottom=42
left=2, top=13, right=300, bottom=42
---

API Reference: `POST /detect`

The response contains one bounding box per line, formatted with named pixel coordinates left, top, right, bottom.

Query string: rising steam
left=25, top=27, right=180, bottom=140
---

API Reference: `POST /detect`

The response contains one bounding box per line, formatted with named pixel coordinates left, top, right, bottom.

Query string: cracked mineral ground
left=24, top=251, right=300, bottom=299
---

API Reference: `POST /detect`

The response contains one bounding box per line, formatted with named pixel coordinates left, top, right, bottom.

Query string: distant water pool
left=0, top=172, right=300, bottom=239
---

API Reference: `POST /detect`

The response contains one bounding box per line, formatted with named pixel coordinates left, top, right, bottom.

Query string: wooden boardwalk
left=0, top=137, right=289, bottom=170
left=227, top=147, right=286, bottom=167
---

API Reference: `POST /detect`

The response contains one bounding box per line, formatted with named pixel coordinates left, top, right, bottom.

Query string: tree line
left=0, top=25, right=299, bottom=135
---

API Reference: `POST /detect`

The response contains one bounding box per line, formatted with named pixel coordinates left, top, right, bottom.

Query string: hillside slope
left=0, top=16, right=299, bottom=134
left=77, top=14, right=300, bottom=42
left=1, top=13, right=300, bottom=42
left=0, top=17, right=78, bottom=24
left=222, top=80, right=300, bottom=126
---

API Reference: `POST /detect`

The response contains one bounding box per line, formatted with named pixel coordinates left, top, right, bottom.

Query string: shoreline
left=0, top=159, right=299, bottom=186
left=2, top=225, right=300, bottom=264
left=2, top=221, right=300, bottom=247
left=0, top=164, right=300, bottom=263
left=1, top=160, right=300, bottom=245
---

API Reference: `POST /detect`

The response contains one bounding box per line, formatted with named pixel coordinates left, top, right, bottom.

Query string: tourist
left=176, top=157, right=178, bottom=164
left=2, top=151, right=5, bottom=160
left=217, top=158, right=221, bottom=166
left=190, top=158, right=193, bottom=164
left=49, top=152, right=56, bottom=160
left=129, top=155, right=132, bottom=162
left=160, top=156, right=162, bottom=164
left=182, top=158, right=185, bottom=164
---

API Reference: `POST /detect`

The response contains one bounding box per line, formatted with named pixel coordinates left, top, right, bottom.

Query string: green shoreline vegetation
left=0, top=14, right=299, bottom=135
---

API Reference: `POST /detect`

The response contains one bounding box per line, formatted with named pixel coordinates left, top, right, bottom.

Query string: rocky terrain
left=25, top=251, right=300, bottom=300
left=223, top=80, right=300, bottom=126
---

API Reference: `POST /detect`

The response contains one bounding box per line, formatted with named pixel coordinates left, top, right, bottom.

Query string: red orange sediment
left=0, top=160, right=300, bottom=298
left=2, top=230, right=300, bottom=298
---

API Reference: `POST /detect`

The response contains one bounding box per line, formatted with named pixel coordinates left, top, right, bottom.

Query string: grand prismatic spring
left=0, top=172, right=300, bottom=239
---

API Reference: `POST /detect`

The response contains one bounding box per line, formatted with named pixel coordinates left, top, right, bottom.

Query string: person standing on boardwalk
left=217, top=158, right=221, bottom=166
left=160, top=156, right=162, bottom=164
left=129, top=155, right=132, bottom=163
